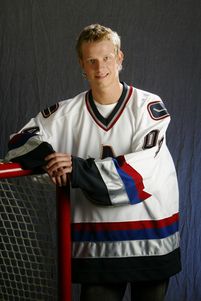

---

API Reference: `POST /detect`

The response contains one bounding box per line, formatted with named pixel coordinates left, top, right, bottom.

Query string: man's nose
left=95, top=60, right=106, bottom=70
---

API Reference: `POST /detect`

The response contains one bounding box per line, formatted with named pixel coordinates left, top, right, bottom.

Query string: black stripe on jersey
left=8, top=132, right=36, bottom=150
left=72, top=248, right=181, bottom=283
left=10, top=142, right=55, bottom=170
left=85, top=82, right=133, bottom=131
left=71, top=157, right=112, bottom=206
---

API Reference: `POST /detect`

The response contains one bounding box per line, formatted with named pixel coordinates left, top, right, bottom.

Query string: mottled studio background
left=0, top=0, right=201, bottom=300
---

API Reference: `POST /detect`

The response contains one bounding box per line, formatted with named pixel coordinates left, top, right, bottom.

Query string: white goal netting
left=0, top=170, right=58, bottom=300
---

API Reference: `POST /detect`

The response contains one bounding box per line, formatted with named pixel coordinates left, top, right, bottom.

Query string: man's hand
left=44, top=153, right=72, bottom=186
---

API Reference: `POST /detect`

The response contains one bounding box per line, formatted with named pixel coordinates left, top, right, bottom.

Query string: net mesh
left=0, top=174, right=58, bottom=300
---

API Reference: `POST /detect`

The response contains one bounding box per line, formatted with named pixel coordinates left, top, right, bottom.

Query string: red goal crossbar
left=0, top=162, right=71, bottom=301
left=0, top=162, right=33, bottom=178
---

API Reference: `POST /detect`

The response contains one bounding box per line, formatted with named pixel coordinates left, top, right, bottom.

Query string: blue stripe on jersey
left=72, top=221, right=179, bottom=242
left=113, top=158, right=141, bottom=205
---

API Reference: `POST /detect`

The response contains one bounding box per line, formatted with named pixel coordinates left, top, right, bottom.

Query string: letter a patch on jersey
left=148, top=101, right=169, bottom=120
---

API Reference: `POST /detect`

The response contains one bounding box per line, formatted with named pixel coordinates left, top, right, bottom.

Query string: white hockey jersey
left=6, top=82, right=181, bottom=283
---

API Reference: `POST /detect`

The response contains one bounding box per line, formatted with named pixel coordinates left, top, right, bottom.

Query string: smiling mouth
left=95, top=73, right=109, bottom=79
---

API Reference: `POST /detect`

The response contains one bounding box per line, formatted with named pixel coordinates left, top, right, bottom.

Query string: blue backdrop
left=0, top=1, right=201, bottom=300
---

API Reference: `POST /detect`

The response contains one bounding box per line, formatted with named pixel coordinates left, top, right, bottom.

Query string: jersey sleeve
left=71, top=95, right=174, bottom=206
left=5, top=114, right=55, bottom=170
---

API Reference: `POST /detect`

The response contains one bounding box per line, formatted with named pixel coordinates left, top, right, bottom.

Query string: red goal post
left=0, top=161, right=71, bottom=300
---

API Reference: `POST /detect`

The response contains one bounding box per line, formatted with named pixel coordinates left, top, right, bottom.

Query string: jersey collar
left=85, top=82, right=133, bottom=131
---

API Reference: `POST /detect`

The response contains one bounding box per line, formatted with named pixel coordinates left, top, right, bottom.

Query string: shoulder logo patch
left=147, top=101, right=169, bottom=120
left=42, top=103, right=59, bottom=118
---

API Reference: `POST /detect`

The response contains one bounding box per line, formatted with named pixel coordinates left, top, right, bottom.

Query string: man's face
left=80, top=39, right=123, bottom=90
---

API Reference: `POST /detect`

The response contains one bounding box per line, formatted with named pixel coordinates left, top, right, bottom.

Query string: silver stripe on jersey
left=95, top=158, right=130, bottom=206
left=72, top=232, right=180, bottom=258
left=5, top=137, right=43, bottom=161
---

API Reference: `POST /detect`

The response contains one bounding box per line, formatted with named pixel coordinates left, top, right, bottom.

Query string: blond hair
left=76, top=24, right=121, bottom=59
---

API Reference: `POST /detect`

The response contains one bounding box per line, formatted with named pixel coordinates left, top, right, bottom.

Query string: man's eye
left=89, top=59, right=95, bottom=64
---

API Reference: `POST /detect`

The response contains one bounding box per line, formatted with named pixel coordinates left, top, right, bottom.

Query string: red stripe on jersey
left=72, top=213, right=179, bottom=231
left=117, top=155, right=151, bottom=201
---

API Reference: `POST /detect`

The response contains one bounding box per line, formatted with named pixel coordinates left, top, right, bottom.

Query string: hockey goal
left=0, top=162, right=71, bottom=301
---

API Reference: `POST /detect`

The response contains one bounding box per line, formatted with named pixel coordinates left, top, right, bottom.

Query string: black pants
left=80, top=279, right=169, bottom=301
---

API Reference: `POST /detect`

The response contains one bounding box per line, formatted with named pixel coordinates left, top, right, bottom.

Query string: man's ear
left=117, top=50, right=124, bottom=72
left=118, top=50, right=124, bottom=65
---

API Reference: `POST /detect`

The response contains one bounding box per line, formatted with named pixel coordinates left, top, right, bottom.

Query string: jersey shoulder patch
left=147, top=101, right=169, bottom=120
left=42, top=103, right=59, bottom=118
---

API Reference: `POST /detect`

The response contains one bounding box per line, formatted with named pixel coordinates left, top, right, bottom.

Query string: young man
left=6, top=24, right=181, bottom=300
